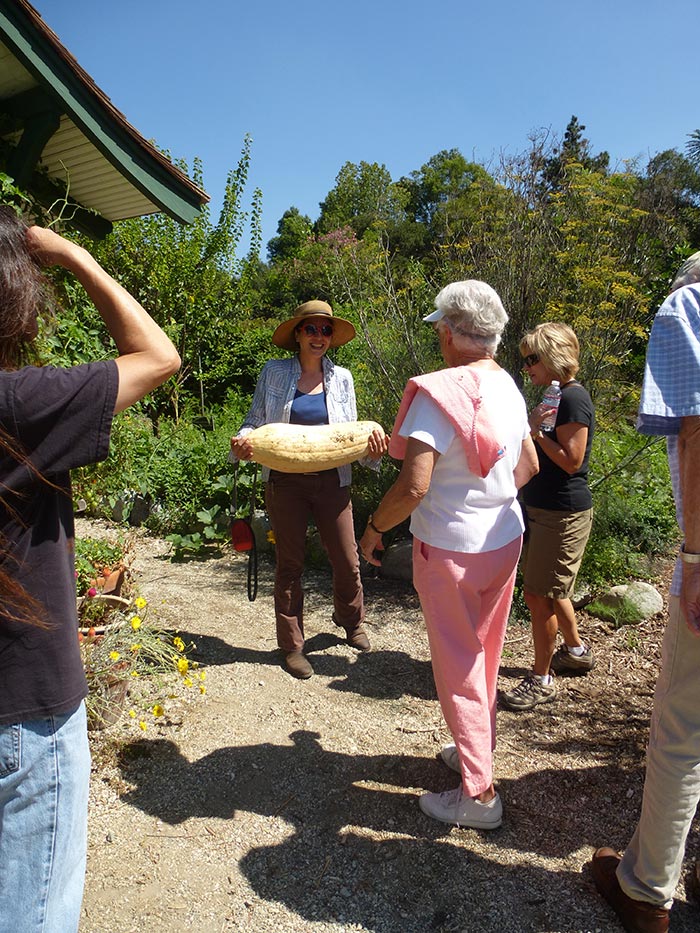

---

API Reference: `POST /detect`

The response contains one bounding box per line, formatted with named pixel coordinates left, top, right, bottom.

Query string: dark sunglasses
left=300, top=323, right=333, bottom=338
left=522, top=353, right=540, bottom=367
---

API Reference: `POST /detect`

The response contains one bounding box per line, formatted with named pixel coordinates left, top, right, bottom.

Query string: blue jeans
left=0, top=703, right=90, bottom=933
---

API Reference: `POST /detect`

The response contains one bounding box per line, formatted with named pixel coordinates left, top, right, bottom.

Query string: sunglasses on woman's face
left=300, top=323, right=333, bottom=338
left=522, top=353, right=540, bottom=367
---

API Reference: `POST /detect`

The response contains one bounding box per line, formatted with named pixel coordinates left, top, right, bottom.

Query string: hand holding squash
left=230, top=435, right=253, bottom=461
left=367, top=426, right=389, bottom=460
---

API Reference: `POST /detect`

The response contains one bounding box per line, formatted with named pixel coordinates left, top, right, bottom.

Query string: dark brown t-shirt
left=0, top=361, right=118, bottom=724
left=522, top=381, right=595, bottom=513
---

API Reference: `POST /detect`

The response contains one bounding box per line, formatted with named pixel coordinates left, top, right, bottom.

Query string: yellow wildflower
left=177, top=657, right=189, bottom=675
left=130, top=671, right=140, bottom=678
left=129, top=709, right=137, bottom=718
left=199, top=685, right=206, bottom=695
left=130, top=616, right=142, bottom=631
left=134, top=596, right=147, bottom=610
left=173, top=636, right=185, bottom=653
left=138, top=720, right=147, bottom=731
left=109, top=651, right=121, bottom=661
left=130, top=643, right=141, bottom=652
left=199, top=671, right=206, bottom=681
left=183, top=677, right=193, bottom=688
left=152, top=704, right=164, bottom=718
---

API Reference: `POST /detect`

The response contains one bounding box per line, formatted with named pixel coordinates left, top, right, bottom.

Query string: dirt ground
left=77, top=519, right=699, bottom=933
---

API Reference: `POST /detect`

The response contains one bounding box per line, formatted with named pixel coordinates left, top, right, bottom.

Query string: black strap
left=247, top=539, right=258, bottom=602
left=232, top=461, right=259, bottom=602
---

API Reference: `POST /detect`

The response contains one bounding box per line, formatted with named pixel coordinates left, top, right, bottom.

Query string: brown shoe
left=284, top=650, right=313, bottom=679
left=346, top=625, right=370, bottom=651
left=592, top=847, right=669, bottom=932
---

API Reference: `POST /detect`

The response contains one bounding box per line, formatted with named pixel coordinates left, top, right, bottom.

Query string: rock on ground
left=593, top=581, right=665, bottom=624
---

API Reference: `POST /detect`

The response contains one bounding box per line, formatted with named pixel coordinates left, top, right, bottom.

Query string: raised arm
left=26, top=226, right=180, bottom=412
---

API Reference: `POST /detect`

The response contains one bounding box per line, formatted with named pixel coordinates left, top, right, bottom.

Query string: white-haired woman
left=501, top=322, right=595, bottom=712
left=360, top=280, right=538, bottom=830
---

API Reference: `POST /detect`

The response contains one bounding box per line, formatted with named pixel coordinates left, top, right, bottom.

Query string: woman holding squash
left=231, top=300, right=387, bottom=679
left=359, top=281, right=538, bottom=829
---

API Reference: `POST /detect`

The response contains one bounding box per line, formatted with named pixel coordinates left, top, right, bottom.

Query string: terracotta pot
left=86, top=661, right=130, bottom=731
left=78, top=594, right=131, bottom=635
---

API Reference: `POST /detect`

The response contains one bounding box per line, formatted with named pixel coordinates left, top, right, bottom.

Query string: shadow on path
left=175, top=629, right=438, bottom=701
left=117, top=730, right=699, bottom=932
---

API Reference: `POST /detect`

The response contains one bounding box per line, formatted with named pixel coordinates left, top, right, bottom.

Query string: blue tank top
left=290, top=389, right=328, bottom=425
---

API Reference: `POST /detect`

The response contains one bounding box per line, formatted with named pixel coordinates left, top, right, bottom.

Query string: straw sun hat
left=272, top=300, right=356, bottom=351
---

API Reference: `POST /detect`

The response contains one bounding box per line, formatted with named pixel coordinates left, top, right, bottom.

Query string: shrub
left=75, top=535, right=127, bottom=597
left=582, top=427, right=678, bottom=586
left=73, top=390, right=252, bottom=545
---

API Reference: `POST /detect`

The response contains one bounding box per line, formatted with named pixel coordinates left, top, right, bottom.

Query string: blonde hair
left=520, top=322, right=580, bottom=382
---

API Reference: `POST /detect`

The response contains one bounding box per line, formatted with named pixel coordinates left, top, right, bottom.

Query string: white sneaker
left=419, top=786, right=502, bottom=829
left=439, top=743, right=461, bottom=774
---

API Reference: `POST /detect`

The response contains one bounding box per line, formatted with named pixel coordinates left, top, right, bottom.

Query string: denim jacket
left=234, top=355, right=377, bottom=486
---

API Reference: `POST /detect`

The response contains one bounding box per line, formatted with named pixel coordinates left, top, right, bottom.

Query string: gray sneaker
left=419, top=786, right=503, bottom=830
left=550, top=644, right=595, bottom=673
left=439, top=743, right=461, bottom=774
left=501, top=674, right=556, bottom=711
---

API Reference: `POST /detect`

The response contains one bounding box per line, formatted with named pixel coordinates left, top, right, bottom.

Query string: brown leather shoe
left=284, top=650, right=313, bottom=679
left=332, top=614, right=371, bottom=652
left=346, top=625, right=370, bottom=652
left=592, top=847, right=669, bottom=933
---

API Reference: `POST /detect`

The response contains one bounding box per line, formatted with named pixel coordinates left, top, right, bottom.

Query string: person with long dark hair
left=0, top=208, right=180, bottom=932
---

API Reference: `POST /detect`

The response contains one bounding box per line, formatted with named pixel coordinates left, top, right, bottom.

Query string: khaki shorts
left=521, top=506, right=593, bottom=599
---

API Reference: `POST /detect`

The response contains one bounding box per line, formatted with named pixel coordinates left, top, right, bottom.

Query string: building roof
left=0, top=0, right=209, bottom=235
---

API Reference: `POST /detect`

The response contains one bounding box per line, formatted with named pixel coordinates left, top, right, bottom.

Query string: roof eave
left=0, top=1, right=208, bottom=226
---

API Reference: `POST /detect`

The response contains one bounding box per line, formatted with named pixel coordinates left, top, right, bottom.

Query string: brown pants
left=265, top=470, right=364, bottom=652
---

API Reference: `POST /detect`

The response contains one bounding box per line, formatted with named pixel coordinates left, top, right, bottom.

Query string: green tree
left=639, top=148, right=700, bottom=286
left=540, top=115, right=610, bottom=191
left=399, top=148, right=493, bottom=226
left=316, top=161, right=406, bottom=237
left=432, top=137, right=557, bottom=378
left=84, top=139, right=264, bottom=417
left=687, top=129, right=700, bottom=170
left=266, top=206, right=313, bottom=262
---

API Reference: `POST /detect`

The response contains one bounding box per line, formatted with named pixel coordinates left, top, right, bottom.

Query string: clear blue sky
left=33, top=0, right=698, bottom=255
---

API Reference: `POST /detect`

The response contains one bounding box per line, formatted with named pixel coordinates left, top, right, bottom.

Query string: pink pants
left=413, top=535, right=522, bottom=797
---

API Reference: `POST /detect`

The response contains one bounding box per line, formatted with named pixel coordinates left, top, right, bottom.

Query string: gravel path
left=77, top=520, right=699, bottom=933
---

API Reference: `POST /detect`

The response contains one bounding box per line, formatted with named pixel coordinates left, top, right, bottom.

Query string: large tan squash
left=246, top=421, right=383, bottom=473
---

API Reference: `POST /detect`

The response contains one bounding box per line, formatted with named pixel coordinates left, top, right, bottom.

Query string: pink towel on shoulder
left=388, top=367, right=504, bottom=478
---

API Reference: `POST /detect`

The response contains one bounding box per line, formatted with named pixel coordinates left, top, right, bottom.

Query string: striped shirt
left=638, top=283, right=700, bottom=595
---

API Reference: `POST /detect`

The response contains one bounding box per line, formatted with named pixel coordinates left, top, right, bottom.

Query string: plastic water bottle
left=540, top=380, right=561, bottom=430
